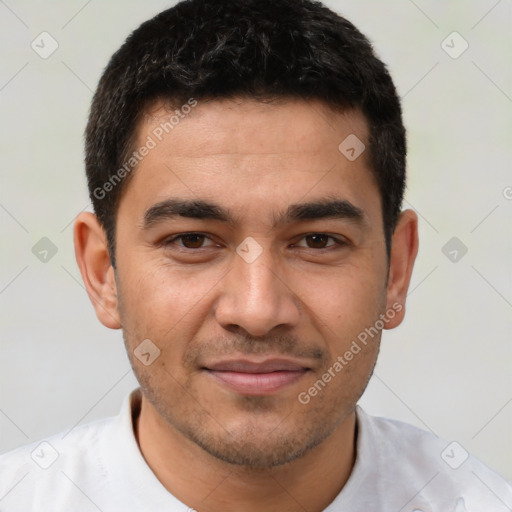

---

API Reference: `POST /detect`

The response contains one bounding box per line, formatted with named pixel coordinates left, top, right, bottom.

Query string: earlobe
left=384, top=209, right=419, bottom=329
left=73, top=212, right=121, bottom=329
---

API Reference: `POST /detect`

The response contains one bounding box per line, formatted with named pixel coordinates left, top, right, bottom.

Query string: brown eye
left=163, top=233, right=216, bottom=250
left=305, top=234, right=330, bottom=249
left=178, top=234, right=207, bottom=248
left=295, top=234, right=343, bottom=249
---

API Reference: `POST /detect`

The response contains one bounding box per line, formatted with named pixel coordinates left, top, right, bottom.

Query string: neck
left=134, top=395, right=357, bottom=512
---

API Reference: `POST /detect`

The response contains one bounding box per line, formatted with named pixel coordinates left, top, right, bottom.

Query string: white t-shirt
left=1, top=388, right=511, bottom=511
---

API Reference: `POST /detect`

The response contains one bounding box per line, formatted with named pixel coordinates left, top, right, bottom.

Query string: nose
left=213, top=244, right=301, bottom=337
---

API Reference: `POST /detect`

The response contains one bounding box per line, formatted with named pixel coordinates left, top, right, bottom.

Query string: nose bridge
left=234, top=243, right=282, bottom=312
left=240, top=252, right=279, bottom=303
left=214, top=241, right=300, bottom=336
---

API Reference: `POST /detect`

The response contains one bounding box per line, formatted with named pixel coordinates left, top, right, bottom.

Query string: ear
left=384, top=209, right=419, bottom=329
left=73, top=212, right=121, bottom=329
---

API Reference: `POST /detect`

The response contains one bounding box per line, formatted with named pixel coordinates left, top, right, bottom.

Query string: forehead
left=118, top=97, right=380, bottom=227
left=139, top=97, right=368, bottom=159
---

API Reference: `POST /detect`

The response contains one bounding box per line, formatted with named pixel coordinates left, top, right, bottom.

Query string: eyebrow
left=142, top=197, right=366, bottom=229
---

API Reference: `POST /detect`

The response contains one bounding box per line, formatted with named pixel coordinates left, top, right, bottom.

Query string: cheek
left=294, top=263, right=386, bottom=337
left=116, top=257, right=225, bottom=341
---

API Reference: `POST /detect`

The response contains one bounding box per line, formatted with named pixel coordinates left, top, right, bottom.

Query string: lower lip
left=205, top=370, right=307, bottom=395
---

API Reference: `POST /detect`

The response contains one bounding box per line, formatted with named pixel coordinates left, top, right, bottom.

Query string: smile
left=203, top=359, right=310, bottom=395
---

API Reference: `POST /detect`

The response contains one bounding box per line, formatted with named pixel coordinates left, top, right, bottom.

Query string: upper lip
left=204, top=358, right=310, bottom=373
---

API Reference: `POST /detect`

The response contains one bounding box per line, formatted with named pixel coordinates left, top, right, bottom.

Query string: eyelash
left=161, top=232, right=347, bottom=252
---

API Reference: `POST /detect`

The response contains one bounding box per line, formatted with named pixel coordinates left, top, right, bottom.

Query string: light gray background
left=1, top=0, right=511, bottom=481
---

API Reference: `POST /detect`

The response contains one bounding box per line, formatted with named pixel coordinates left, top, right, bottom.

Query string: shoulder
left=0, top=414, right=110, bottom=463
left=0, top=416, right=114, bottom=511
left=356, top=407, right=512, bottom=511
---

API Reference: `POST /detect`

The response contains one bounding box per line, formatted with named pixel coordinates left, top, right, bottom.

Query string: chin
left=183, top=416, right=337, bottom=469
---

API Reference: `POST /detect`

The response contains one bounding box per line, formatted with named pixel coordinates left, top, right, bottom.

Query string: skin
left=74, top=97, right=418, bottom=512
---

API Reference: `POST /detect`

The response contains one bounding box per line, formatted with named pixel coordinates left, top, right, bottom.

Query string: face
left=97, top=98, right=404, bottom=468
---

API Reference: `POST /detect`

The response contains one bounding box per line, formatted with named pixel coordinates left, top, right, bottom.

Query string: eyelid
left=163, top=232, right=218, bottom=249
left=162, top=232, right=348, bottom=251
left=292, top=234, right=346, bottom=249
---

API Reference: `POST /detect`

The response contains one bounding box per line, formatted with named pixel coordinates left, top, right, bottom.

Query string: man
left=1, top=0, right=511, bottom=510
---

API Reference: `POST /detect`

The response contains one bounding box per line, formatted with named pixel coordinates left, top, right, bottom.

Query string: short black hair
left=85, top=0, right=406, bottom=266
